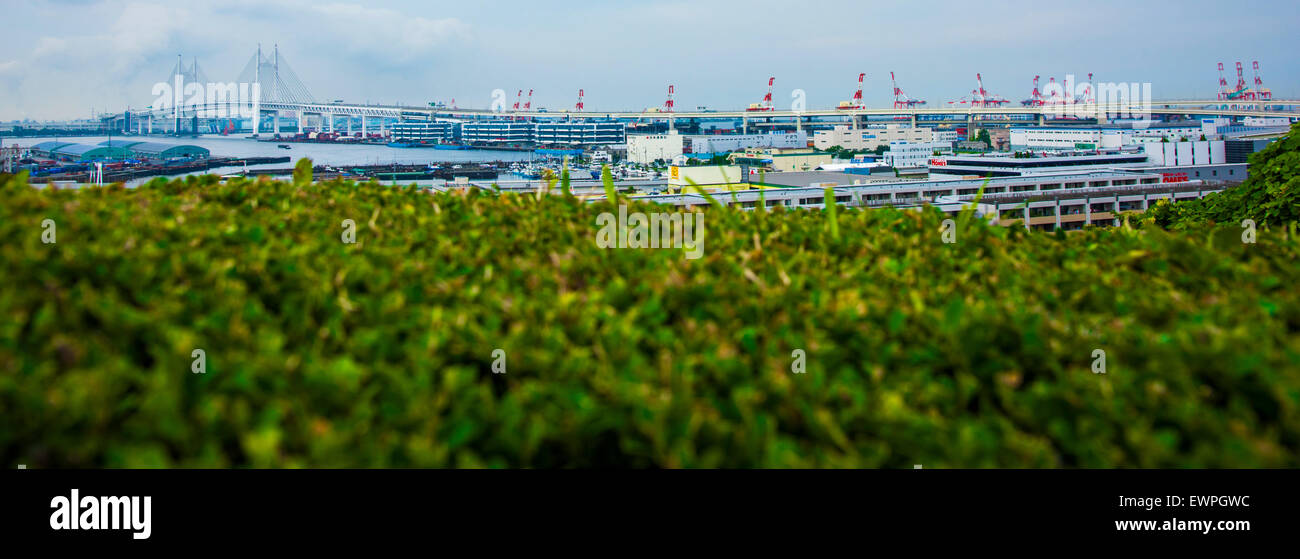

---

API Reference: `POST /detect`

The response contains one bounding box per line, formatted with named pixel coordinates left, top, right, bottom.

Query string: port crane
left=523, top=89, right=534, bottom=110
left=747, top=77, right=775, bottom=111
left=575, top=89, right=584, bottom=111
left=890, top=71, right=926, bottom=108
left=950, top=73, right=1008, bottom=107
left=838, top=73, right=866, bottom=109
left=1251, top=61, right=1272, bottom=101
left=1021, top=75, right=1044, bottom=107
left=1218, top=62, right=1252, bottom=100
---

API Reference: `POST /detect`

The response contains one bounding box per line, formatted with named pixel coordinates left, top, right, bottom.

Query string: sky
left=0, top=0, right=1296, bottom=120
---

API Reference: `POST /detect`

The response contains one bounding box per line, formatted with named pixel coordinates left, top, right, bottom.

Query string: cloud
left=309, top=3, right=469, bottom=63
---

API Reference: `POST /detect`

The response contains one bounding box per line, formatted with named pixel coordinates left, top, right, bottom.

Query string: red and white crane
left=1076, top=72, right=1095, bottom=105
left=1021, top=75, right=1044, bottom=107
left=890, top=71, right=927, bottom=108
left=950, top=73, right=1009, bottom=107
left=574, top=89, right=584, bottom=111
left=838, top=73, right=866, bottom=109
left=665, top=84, right=675, bottom=112
left=523, top=89, right=533, bottom=110
left=1251, top=61, right=1271, bottom=101
left=512, top=89, right=522, bottom=111
left=747, top=77, right=775, bottom=111
left=1217, top=62, right=1230, bottom=100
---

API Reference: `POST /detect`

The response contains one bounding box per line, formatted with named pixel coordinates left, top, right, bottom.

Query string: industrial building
left=626, top=130, right=684, bottom=164
left=929, top=152, right=1152, bottom=177
left=1225, top=138, right=1276, bottom=163
left=534, top=122, right=626, bottom=146
left=1009, top=124, right=1209, bottom=151
left=931, top=130, right=959, bottom=148
left=689, top=131, right=807, bottom=155
left=1142, top=140, right=1227, bottom=166
left=666, top=165, right=744, bottom=189
left=812, top=124, right=929, bottom=151
left=31, top=142, right=132, bottom=162
left=883, top=142, right=942, bottom=169
left=625, top=169, right=1228, bottom=232
left=460, top=122, right=535, bottom=144
left=728, top=147, right=833, bottom=173
left=390, top=121, right=457, bottom=144
left=457, top=121, right=626, bottom=146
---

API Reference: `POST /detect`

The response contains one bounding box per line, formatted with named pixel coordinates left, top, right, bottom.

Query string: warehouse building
left=97, top=140, right=210, bottom=161
left=1010, top=124, right=1206, bottom=151
left=31, top=141, right=131, bottom=162
left=689, top=131, right=807, bottom=155
left=626, top=130, right=684, bottom=164
left=812, top=124, right=929, bottom=151
left=460, top=122, right=534, bottom=144
left=884, top=141, right=943, bottom=169
left=534, top=122, right=626, bottom=146
left=728, top=147, right=833, bottom=173
left=624, top=169, right=1228, bottom=232
left=390, top=121, right=457, bottom=143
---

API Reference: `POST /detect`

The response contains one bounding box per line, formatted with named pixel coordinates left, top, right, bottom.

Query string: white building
left=626, top=131, right=684, bottom=164
left=690, top=131, right=807, bottom=154
left=1143, top=140, right=1226, bottom=166
left=885, top=141, right=942, bottom=169
left=1010, top=125, right=1206, bottom=151
left=813, top=124, right=928, bottom=151
left=1243, top=117, right=1293, bottom=127
left=931, top=130, right=959, bottom=149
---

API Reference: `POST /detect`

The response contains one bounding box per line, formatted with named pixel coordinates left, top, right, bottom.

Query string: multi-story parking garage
left=618, top=170, right=1232, bottom=230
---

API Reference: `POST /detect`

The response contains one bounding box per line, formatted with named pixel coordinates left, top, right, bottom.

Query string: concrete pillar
left=742, top=116, right=748, bottom=134
left=362, top=116, right=367, bottom=136
left=273, top=110, right=280, bottom=135
left=910, top=114, right=917, bottom=127
left=327, top=113, right=333, bottom=132
left=380, top=118, right=386, bottom=135
left=252, top=109, right=260, bottom=137
left=147, top=115, right=152, bottom=134
left=299, top=112, right=305, bottom=133
left=347, top=115, right=353, bottom=134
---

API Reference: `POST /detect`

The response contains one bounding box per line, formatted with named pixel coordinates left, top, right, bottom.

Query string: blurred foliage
left=1, top=167, right=1298, bottom=468
left=1146, top=122, right=1300, bottom=228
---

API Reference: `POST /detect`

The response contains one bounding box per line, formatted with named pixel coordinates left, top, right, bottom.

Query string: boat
left=434, top=144, right=469, bottom=150
left=387, top=141, right=420, bottom=148
left=277, top=144, right=291, bottom=150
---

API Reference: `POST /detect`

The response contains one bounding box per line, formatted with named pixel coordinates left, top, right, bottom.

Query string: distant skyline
left=1, top=0, right=1297, bottom=120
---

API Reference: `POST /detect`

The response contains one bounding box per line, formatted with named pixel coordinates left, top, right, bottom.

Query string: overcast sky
left=1, top=0, right=1295, bottom=120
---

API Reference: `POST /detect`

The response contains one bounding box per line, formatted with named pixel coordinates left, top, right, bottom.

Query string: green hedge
left=1, top=170, right=1298, bottom=468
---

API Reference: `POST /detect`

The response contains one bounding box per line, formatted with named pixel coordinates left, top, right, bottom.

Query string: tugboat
left=277, top=144, right=292, bottom=150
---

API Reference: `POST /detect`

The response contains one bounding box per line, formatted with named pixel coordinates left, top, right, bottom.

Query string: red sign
left=929, top=159, right=947, bottom=166
left=1161, top=172, right=1188, bottom=183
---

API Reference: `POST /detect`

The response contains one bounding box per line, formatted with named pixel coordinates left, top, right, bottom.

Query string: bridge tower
left=238, top=44, right=315, bottom=135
